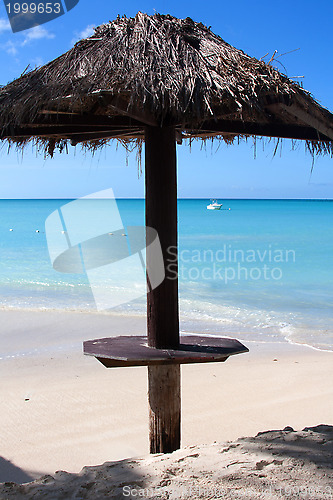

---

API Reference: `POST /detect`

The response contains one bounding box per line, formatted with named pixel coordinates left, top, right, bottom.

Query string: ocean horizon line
left=0, top=197, right=333, bottom=201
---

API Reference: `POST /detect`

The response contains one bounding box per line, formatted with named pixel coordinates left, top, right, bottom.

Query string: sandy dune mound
left=0, top=425, right=332, bottom=499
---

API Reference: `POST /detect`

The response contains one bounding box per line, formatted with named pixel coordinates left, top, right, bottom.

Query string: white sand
left=0, top=309, right=332, bottom=494
left=1, top=425, right=332, bottom=499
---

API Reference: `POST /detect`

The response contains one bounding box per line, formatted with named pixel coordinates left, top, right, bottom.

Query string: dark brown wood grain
left=145, top=126, right=179, bottom=350
left=83, top=335, right=249, bottom=367
left=145, top=125, right=180, bottom=452
left=148, top=364, right=181, bottom=453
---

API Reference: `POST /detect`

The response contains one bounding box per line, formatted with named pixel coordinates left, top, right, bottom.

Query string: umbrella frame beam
left=145, top=125, right=181, bottom=452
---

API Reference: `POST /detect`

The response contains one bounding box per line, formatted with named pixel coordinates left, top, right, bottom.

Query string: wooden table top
left=83, top=335, right=249, bottom=367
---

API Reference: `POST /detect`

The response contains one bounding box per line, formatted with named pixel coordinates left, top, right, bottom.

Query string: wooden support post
left=145, top=126, right=179, bottom=349
left=148, top=364, right=180, bottom=453
left=145, top=126, right=181, bottom=453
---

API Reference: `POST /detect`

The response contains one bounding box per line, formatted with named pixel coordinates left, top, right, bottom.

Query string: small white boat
left=207, top=200, right=222, bottom=210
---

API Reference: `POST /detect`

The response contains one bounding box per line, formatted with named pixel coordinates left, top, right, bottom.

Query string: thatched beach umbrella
left=1, top=12, right=333, bottom=453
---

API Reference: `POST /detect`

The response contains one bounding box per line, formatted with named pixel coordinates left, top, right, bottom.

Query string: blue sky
left=0, top=0, right=332, bottom=199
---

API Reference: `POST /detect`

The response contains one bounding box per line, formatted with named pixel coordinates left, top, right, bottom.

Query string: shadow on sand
left=242, top=424, right=333, bottom=469
left=0, top=456, right=145, bottom=499
left=0, top=425, right=332, bottom=499
left=0, top=456, right=35, bottom=484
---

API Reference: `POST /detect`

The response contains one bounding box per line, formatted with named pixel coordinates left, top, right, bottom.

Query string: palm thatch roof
left=1, top=11, right=333, bottom=156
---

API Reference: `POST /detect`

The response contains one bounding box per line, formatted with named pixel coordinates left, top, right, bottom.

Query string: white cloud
left=0, top=17, right=11, bottom=34
left=4, top=40, right=18, bottom=56
left=1, top=24, right=55, bottom=57
left=22, top=25, right=55, bottom=45
left=78, top=24, right=95, bottom=39
left=31, top=56, right=44, bottom=67
left=71, top=24, right=95, bottom=45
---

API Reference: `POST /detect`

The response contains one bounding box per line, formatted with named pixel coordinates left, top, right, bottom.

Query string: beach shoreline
left=0, top=308, right=332, bottom=485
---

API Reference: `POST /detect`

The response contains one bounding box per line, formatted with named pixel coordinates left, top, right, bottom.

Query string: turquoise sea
left=0, top=199, right=332, bottom=351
